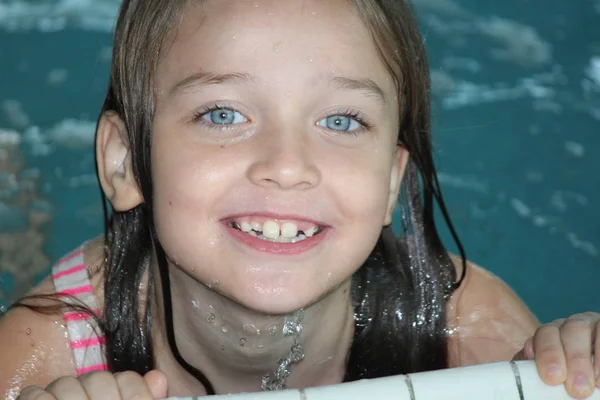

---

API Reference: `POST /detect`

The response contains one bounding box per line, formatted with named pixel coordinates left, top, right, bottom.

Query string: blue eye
left=317, top=115, right=361, bottom=132
left=201, top=108, right=247, bottom=125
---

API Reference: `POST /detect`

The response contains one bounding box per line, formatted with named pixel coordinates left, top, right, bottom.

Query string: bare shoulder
left=0, top=278, right=76, bottom=398
left=446, top=255, right=539, bottom=367
left=0, top=237, right=106, bottom=398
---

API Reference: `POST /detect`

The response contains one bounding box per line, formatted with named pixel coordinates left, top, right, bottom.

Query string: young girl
left=0, top=0, right=598, bottom=399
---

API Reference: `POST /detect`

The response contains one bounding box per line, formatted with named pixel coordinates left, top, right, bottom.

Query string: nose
left=246, top=127, right=321, bottom=191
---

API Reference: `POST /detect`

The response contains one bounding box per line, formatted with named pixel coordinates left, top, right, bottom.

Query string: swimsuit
left=51, top=246, right=108, bottom=375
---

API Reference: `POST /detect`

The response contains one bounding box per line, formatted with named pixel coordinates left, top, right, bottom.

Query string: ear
left=96, top=111, right=144, bottom=211
left=384, top=146, right=409, bottom=226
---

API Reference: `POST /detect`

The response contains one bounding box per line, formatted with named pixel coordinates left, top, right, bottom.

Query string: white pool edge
left=166, top=361, right=600, bottom=400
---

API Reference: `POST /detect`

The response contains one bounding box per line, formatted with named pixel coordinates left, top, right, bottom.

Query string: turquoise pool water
left=0, top=0, right=598, bottom=322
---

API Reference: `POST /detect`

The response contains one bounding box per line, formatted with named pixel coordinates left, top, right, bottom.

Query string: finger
left=144, top=370, right=168, bottom=399
left=79, top=371, right=122, bottom=400
left=46, top=376, right=89, bottom=400
left=594, top=320, right=600, bottom=388
left=18, top=386, right=58, bottom=400
left=523, top=337, right=535, bottom=360
left=115, top=371, right=155, bottom=400
left=561, top=317, right=595, bottom=398
left=533, top=324, right=567, bottom=385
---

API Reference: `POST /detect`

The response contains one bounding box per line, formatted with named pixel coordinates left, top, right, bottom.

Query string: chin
left=231, top=286, right=325, bottom=316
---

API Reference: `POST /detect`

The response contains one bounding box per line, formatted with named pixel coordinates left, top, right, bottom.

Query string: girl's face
left=150, top=0, right=404, bottom=314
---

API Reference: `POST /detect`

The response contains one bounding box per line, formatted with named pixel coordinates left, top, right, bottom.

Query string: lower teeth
left=255, top=233, right=307, bottom=243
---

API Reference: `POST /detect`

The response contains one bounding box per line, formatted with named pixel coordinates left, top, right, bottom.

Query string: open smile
left=222, top=215, right=329, bottom=255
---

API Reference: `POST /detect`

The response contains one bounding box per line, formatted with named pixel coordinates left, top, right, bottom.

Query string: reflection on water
left=0, top=129, right=52, bottom=305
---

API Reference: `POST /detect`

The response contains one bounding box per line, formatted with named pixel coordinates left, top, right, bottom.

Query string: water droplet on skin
left=239, top=338, right=246, bottom=347
left=191, top=300, right=200, bottom=308
left=267, top=325, right=278, bottom=336
left=207, top=279, right=220, bottom=289
left=26, top=328, right=31, bottom=335
left=221, top=345, right=225, bottom=351
left=273, top=42, right=282, bottom=53
left=243, top=324, right=261, bottom=336
left=30, top=339, right=34, bottom=347
left=206, top=313, right=216, bottom=323
left=222, top=326, right=229, bottom=333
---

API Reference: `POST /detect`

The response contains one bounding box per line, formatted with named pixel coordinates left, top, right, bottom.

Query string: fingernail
left=574, top=375, right=592, bottom=395
left=547, top=364, right=563, bottom=378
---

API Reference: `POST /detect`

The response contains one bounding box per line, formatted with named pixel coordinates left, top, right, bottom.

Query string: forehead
left=155, top=0, right=395, bottom=95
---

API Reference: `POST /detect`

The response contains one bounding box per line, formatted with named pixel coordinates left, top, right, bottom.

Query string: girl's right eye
left=199, top=107, right=248, bottom=126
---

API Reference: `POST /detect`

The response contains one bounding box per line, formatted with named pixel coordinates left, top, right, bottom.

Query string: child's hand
left=513, top=311, right=599, bottom=399
left=18, top=370, right=167, bottom=400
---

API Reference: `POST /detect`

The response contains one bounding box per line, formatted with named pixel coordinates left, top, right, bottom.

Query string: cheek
left=330, top=149, right=393, bottom=223
left=150, top=138, right=231, bottom=265
left=151, top=130, right=236, bottom=222
left=324, top=150, right=395, bottom=275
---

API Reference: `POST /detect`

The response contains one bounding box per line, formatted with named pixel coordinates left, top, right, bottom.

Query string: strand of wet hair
left=154, top=234, right=217, bottom=395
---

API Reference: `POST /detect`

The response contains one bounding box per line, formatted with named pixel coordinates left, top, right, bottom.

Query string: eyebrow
left=169, top=71, right=387, bottom=103
left=328, top=76, right=387, bottom=104
left=169, top=71, right=258, bottom=96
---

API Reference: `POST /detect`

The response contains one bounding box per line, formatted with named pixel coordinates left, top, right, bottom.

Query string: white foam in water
left=585, top=56, right=600, bottom=88
left=510, top=198, right=532, bottom=219
left=47, top=68, right=70, bottom=86
left=23, top=126, right=53, bottom=156
left=0, top=128, right=21, bottom=145
left=476, top=17, right=553, bottom=68
left=0, top=0, right=120, bottom=32
left=564, top=141, right=585, bottom=158
left=442, top=57, right=482, bottom=73
left=566, top=232, right=599, bottom=257
left=437, top=172, right=489, bottom=195
left=0, top=99, right=30, bottom=129
left=441, top=77, right=554, bottom=109
left=46, top=118, right=96, bottom=148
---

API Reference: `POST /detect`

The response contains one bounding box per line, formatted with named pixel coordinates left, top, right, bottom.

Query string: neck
left=150, top=262, right=355, bottom=397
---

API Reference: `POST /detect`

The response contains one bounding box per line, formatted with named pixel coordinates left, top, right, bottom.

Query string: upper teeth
left=235, top=219, right=319, bottom=239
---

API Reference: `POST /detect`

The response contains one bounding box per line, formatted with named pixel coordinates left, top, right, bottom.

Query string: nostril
left=247, top=157, right=320, bottom=190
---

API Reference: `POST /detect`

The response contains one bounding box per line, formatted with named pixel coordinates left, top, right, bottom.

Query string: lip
left=222, top=221, right=329, bottom=255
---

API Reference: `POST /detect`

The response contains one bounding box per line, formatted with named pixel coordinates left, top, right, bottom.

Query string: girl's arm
left=446, top=258, right=540, bottom=367
left=0, top=279, right=77, bottom=399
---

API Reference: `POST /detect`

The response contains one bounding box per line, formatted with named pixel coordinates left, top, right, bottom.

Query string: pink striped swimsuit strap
left=52, top=246, right=108, bottom=375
